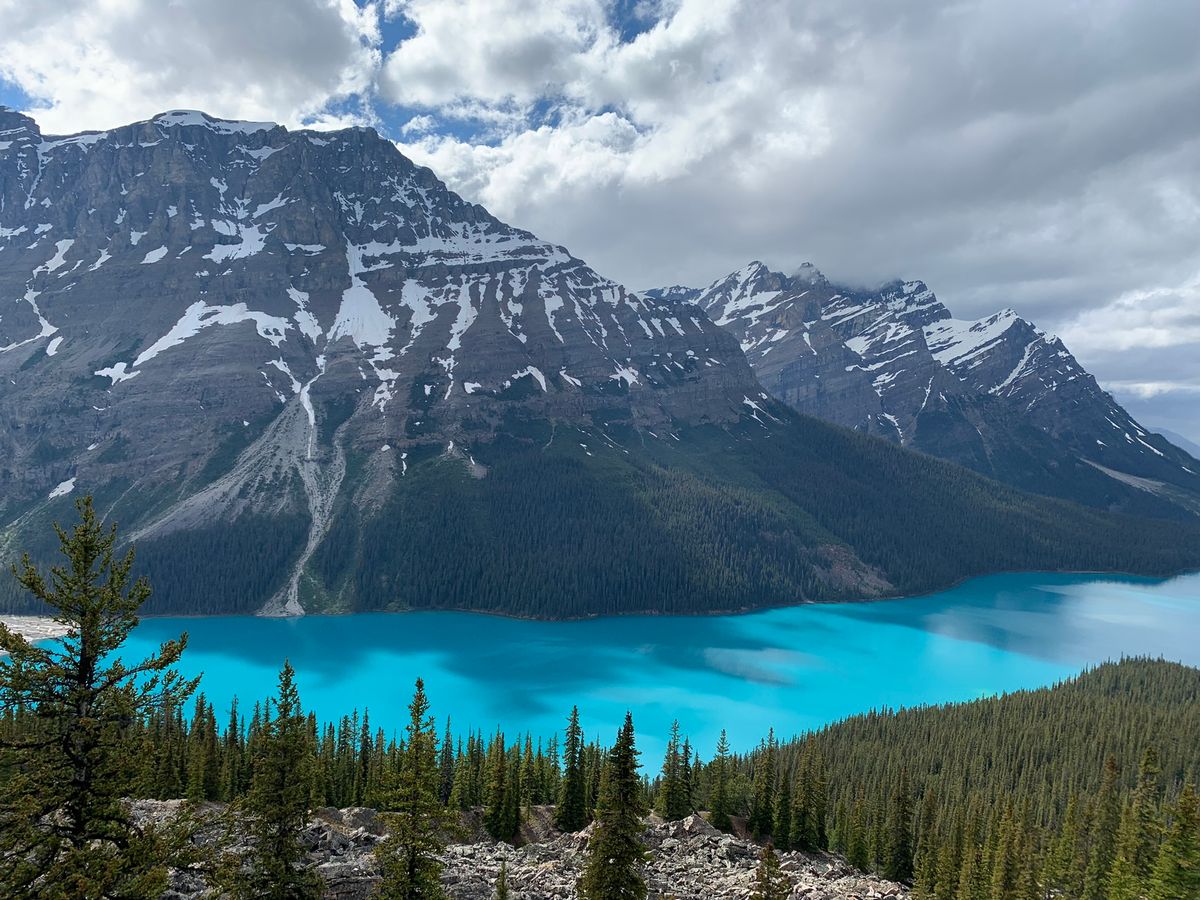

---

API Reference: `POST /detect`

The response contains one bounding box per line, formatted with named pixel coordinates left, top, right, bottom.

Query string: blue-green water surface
left=117, top=572, right=1200, bottom=756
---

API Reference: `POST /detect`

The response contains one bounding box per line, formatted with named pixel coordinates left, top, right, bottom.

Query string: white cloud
left=381, top=0, right=609, bottom=109
left=1059, top=275, right=1200, bottom=354
left=0, top=0, right=382, bottom=133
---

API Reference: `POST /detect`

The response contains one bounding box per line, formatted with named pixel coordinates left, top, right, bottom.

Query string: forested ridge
left=4, top=403, right=1199, bottom=618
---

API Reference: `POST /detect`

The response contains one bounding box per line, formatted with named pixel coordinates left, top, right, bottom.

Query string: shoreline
left=96, top=565, right=1200, bottom=624
left=0, top=615, right=70, bottom=644
left=4, top=567, right=1196, bottom=628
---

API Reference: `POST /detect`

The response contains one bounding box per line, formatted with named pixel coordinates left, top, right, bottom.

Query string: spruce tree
left=374, top=678, right=453, bottom=899
left=710, top=729, right=732, bottom=832
left=0, top=496, right=199, bottom=897
left=883, top=770, right=914, bottom=883
left=494, top=860, right=510, bottom=900
left=1110, top=745, right=1164, bottom=896
left=750, top=730, right=777, bottom=839
left=484, top=731, right=513, bottom=841
left=1083, top=756, right=1122, bottom=900
left=579, top=712, right=645, bottom=900
left=773, top=770, right=792, bottom=851
left=1149, top=783, right=1200, bottom=900
left=847, top=795, right=870, bottom=872
left=555, top=706, right=587, bottom=832
left=750, top=843, right=792, bottom=900
left=237, top=660, right=322, bottom=899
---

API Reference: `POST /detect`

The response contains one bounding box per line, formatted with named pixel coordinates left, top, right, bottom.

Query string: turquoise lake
left=116, top=571, right=1200, bottom=758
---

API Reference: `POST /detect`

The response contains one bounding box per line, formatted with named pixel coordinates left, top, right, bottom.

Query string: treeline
left=307, top=415, right=1200, bottom=619
left=2, top=499, right=1200, bottom=899
left=8, top=648, right=1198, bottom=897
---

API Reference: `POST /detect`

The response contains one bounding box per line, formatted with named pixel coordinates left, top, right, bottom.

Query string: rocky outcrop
left=649, top=263, right=1200, bottom=519
left=137, top=801, right=907, bottom=900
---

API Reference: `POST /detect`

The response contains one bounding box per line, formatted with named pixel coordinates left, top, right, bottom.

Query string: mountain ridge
left=647, top=261, right=1200, bottom=519
left=2, top=109, right=1198, bottom=616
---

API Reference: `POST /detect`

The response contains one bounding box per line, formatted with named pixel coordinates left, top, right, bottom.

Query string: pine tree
left=494, top=860, right=510, bottom=900
left=1083, top=756, right=1122, bottom=900
left=847, top=795, right=870, bottom=872
left=1149, top=783, right=1200, bottom=900
left=1111, top=746, right=1164, bottom=898
left=438, top=718, right=455, bottom=805
left=710, top=729, right=732, bottom=832
left=579, top=712, right=645, bottom=900
left=236, top=660, right=322, bottom=899
left=0, top=496, right=199, bottom=897
left=773, top=770, right=793, bottom=851
left=750, top=730, right=777, bottom=839
left=750, top=843, right=792, bottom=900
left=374, top=678, right=453, bottom=899
left=657, top=720, right=691, bottom=820
left=484, top=731, right=514, bottom=841
left=883, top=770, right=914, bottom=884
left=555, top=706, right=587, bottom=832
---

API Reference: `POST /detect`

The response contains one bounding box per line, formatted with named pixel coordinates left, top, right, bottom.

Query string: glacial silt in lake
left=115, top=571, right=1200, bottom=756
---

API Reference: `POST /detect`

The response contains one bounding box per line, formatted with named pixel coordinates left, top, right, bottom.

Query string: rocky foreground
left=140, top=801, right=907, bottom=900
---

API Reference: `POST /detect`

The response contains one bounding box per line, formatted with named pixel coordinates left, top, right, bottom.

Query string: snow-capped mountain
left=648, top=262, right=1200, bottom=518
left=3, top=110, right=1197, bottom=618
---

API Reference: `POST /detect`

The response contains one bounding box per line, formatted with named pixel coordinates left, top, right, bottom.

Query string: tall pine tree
left=374, top=678, right=454, bottom=899
left=0, top=497, right=199, bottom=898
left=579, top=712, right=645, bottom=900
left=236, top=661, right=321, bottom=899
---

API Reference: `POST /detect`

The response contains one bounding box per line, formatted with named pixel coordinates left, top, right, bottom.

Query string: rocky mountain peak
left=656, top=262, right=1200, bottom=518
left=0, top=108, right=769, bottom=614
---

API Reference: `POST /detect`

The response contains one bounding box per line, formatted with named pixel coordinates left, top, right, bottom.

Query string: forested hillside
left=2, top=506, right=1198, bottom=897
left=111, top=407, right=1200, bottom=618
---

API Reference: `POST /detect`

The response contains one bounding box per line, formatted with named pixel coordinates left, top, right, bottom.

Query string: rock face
left=649, top=262, right=1200, bottom=518
left=0, top=107, right=759, bottom=611
left=140, top=801, right=907, bottom=900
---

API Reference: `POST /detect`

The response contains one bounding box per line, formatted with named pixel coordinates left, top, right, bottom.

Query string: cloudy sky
left=2, top=0, right=1197, bottom=440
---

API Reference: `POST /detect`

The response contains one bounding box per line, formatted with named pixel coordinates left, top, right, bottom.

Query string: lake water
left=117, top=571, right=1200, bottom=759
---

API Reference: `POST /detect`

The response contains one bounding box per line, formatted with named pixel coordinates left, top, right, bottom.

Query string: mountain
left=1153, top=427, right=1200, bottom=462
left=650, top=262, right=1200, bottom=519
left=2, top=110, right=1198, bottom=617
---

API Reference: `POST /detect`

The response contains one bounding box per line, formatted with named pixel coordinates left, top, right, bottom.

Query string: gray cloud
left=2, top=0, right=1197, bottom=436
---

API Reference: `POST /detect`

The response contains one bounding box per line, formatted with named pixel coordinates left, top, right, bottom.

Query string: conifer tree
left=883, top=770, right=914, bottom=883
left=1083, top=756, right=1122, bottom=900
left=750, top=843, right=792, bottom=900
left=710, top=729, right=732, bottom=832
left=374, top=678, right=453, bottom=899
left=237, top=660, right=322, bottom=899
left=1149, top=783, right=1200, bottom=900
left=1110, top=745, right=1164, bottom=898
left=494, top=860, right=510, bottom=900
left=520, top=734, right=535, bottom=813
left=555, top=706, right=587, bottom=832
left=750, top=730, right=777, bottom=839
left=438, top=718, right=455, bottom=805
left=773, top=769, right=792, bottom=851
left=484, top=731, right=512, bottom=841
left=0, top=496, right=199, bottom=898
left=579, top=712, right=645, bottom=900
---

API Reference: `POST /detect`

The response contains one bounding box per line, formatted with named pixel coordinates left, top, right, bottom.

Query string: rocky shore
left=141, top=801, right=907, bottom=900
left=0, top=615, right=69, bottom=645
